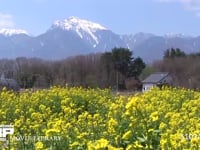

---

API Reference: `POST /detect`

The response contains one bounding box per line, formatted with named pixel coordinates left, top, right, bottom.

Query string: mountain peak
left=0, top=28, right=28, bottom=36
left=52, top=16, right=108, bottom=46
left=52, top=16, right=107, bottom=32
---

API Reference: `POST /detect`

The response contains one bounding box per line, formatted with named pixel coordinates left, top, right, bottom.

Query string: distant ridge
left=0, top=28, right=28, bottom=36
left=0, top=16, right=199, bottom=62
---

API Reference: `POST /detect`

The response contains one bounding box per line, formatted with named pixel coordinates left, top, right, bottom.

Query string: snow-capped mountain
left=0, top=28, right=28, bottom=36
left=36, top=16, right=127, bottom=58
left=0, top=16, right=200, bottom=62
left=164, top=32, right=192, bottom=39
left=53, top=16, right=107, bottom=32
left=52, top=16, right=108, bottom=47
left=122, top=32, right=155, bottom=49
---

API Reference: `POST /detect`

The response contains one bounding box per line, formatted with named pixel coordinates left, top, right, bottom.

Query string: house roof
left=142, top=72, right=169, bottom=84
left=0, top=76, right=20, bottom=91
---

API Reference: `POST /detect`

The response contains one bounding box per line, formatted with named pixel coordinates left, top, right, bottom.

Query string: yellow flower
left=70, top=141, right=80, bottom=149
left=45, top=128, right=60, bottom=136
left=159, top=122, right=167, bottom=130
left=108, top=118, right=118, bottom=133
left=87, top=138, right=109, bottom=149
left=133, top=141, right=144, bottom=149
left=108, top=145, right=123, bottom=150
left=150, top=111, right=159, bottom=122
left=35, top=142, right=43, bottom=150
left=96, top=138, right=109, bottom=148
left=160, top=138, right=168, bottom=149
left=148, top=128, right=154, bottom=133
left=122, top=130, right=132, bottom=140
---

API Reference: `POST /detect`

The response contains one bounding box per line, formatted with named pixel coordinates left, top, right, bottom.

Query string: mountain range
left=0, top=16, right=200, bottom=63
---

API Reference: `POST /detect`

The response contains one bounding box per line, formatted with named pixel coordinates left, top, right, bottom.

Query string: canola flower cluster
left=0, top=86, right=200, bottom=149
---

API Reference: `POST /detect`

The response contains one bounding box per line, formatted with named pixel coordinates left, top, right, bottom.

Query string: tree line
left=0, top=48, right=146, bottom=90
left=3, top=46, right=199, bottom=90
left=152, top=48, right=200, bottom=89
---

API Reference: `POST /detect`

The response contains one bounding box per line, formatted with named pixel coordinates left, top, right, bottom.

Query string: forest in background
left=0, top=48, right=145, bottom=90
left=1, top=47, right=200, bottom=90
left=152, top=48, right=200, bottom=89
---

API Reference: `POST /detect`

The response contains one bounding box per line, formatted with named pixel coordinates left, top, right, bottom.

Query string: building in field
left=0, top=74, right=20, bottom=92
left=142, top=72, right=172, bottom=92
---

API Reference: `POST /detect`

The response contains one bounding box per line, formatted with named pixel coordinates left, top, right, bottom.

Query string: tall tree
left=111, top=47, right=133, bottom=76
left=101, top=47, right=146, bottom=78
left=111, top=47, right=145, bottom=78
left=100, top=52, right=114, bottom=86
left=127, top=57, right=146, bottom=78
left=164, top=48, right=186, bottom=59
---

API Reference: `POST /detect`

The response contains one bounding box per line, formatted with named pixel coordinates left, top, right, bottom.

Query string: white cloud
left=0, top=12, right=14, bottom=28
left=157, top=0, right=200, bottom=17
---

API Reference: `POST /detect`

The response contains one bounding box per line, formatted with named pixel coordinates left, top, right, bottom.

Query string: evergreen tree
left=164, top=48, right=186, bottom=59
left=101, top=47, right=146, bottom=78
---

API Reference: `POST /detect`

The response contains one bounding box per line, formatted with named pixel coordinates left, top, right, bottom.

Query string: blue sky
left=0, top=0, right=200, bottom=36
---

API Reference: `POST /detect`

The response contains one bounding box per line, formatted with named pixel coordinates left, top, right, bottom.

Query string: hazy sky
left=0, top=0, right=200, bottom=36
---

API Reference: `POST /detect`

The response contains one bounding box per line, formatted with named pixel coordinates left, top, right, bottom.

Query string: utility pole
left=114, top=61, right=121, bottom=94
left=116, top=71, right=119, bottom=93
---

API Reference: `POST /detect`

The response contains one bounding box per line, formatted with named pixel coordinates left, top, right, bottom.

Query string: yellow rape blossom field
left=0, top=86, right=200, bottom=149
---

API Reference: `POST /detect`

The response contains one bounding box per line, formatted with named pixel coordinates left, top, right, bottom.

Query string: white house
left=142, top=72, right=172, bottom=92
left=0, top=74, right=20, bottom=91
